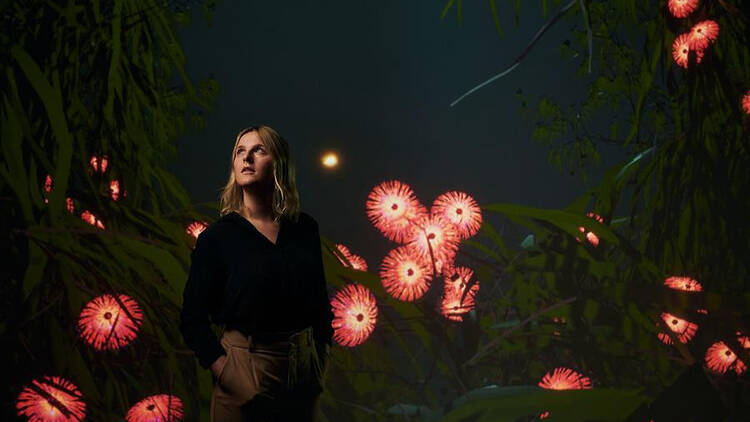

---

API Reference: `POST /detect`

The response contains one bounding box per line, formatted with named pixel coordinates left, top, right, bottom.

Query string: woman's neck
left=240, top=186, right=275, bottom=222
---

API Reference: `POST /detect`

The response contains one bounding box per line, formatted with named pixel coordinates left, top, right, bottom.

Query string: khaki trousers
left=210, top=326, right=326, bottom=422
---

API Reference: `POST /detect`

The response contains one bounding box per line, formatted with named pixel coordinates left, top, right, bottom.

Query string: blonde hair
left=219, top=125, right=300, bottom=223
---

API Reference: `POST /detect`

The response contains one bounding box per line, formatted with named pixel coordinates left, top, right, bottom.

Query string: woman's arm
left=179, top=232, right=227, bottom=370
left=309, top=218, right=335, bottom=349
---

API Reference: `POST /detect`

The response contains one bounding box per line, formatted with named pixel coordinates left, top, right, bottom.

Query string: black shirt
left=179, top=210, right=335, bottom=369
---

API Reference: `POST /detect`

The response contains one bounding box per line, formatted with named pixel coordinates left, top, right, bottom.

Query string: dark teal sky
left=170, top=1, right=627, bottom=268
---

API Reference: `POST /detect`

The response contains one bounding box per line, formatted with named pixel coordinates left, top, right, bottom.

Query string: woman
left=180, top=125, right=334, bottom=421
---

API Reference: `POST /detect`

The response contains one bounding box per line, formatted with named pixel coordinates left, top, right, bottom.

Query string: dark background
left=168, top=0, right=627, bottom=268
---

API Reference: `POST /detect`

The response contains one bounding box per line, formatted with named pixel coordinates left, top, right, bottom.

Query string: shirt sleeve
left=179, top=232, right=226, bottom=370
left=310, top=218, right=335, bottom=348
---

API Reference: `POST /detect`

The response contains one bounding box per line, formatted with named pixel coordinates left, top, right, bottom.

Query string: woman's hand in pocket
left=210, top=354, right=227, bottom=380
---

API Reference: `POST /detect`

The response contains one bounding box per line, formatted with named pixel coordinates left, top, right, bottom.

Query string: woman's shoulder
left=195, top=212, right=240, bottom=244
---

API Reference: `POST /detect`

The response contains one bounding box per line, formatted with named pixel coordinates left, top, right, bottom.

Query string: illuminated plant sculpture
left=16, top=376, right=86, bottom=422
left=366, top=180, right=427, bottom=243
left=667, top=0, right=699, bottom=18
left=335, top=243, right=368, bottom=271
left=125, top=394, right=184, bottom=422
left=657, top=312, right=698, bottom=344
left=538, top=367, right=592, bottom=390
left=441, top=266, right=480, bottom=321
left=77, top=293, right=144, bottom=351
left=331, top=284, right=378, bottom=347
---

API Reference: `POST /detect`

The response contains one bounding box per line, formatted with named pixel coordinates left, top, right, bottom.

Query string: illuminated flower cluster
left=664, top=275, right=702, bottom=292
left=367, top=181, right=483, bottom=317
left=743, top=91, right=750, bottom=115
left=125, top=394, right=184, bottom=422
left=538, top=367, right=592, bottom=390
left=657, top=312, right=698, bottom=345
left=77, top=293, right=144, bottom=351
left=331, top=284, right=378, bottom=347
left=577, top=212, right=605, bottom=246
left=335, top=244, right=368, bottom=271
left=16, top=376, right=87, bottom=422
left=185, top=221, right=208, bottom=240
left=667, top=0, right=699, bottom=18
left=441, top=267, right=480, bottom=321
left=671, top=20, right=719, bottom=69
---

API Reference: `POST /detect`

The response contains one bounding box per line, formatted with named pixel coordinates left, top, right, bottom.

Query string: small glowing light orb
left=539, top=367, right=592, bottom=390
left=66, top=198, right=75, bottom=214
left=80, top=210, right=105, bottom=230
left=431, top=191, right=483, bottom=240
left=672, top=33, right=704, bottom=68
left=90, top=155, right=109, bottom=173
left=664, top=276, right=702, bottom=292
left=334, top=244, right=368, bottom=271
left=125, top=394, right=184, bottom=422
left=366, top=180, right=428, bottom=243
left=668, top=0, right=699, bottom=18
left=689, top=20, right=719, bottom=50
left=705, top=341, right=746, bottom=375
left=321, top=152, right=339, bottom=168
left=379, top=245, right=433, bottom=301
left=441, top=267, right=480, bottom=321
left=77, top=293, right=144, bottom=351
left=743, top=91, right=750, bottom=115
left=185, top=221, right=208, bottom=240
left=540, top=410, right=550, bottom=419
left=657, top=312, right=698, bottom=344
left=16, top=375, right=86, bottom=422
left=331, top=284, right=378, bottom=347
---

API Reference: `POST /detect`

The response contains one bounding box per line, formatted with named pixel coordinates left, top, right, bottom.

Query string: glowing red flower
left=77, top=293, right=144, bottom=351
left=125, top=394, right=184, bottom=422
left=185, top=221, right=207, bottom=239
left=672, top=33, right=704, bottom=68
left=90, top=155, right=108, bottom=173
left=331, top=284, right=378, bottom=347
left=664, top=276, right=702, bottom=292
left=689, top=20, right=719, bottom=50
left=405, top=214, right=459, bottom=270
left=742, top=91, right=750, bottom=115
left=66, top=197, right=75, bottom=214
left=441, top=267, right=480, bottom=321
left=334, top=244, right=368, bottom=271
left=42, top=174, right=53, bottom=204
left=657, top=312, right=698, bottom=344
left=16, top=375, right=86, bottom=422
left=576, top=212, right=604, bottom=246
left=110, top=180, right=121, bottom=201
left=705, top=341, right=746, bottom=374
left=366, top=180, right=427, bottom=243
left=379, top=245, right=433, bottom=301
left=667, top=0, right=699, bottom=18
left=44, top=174, right=53, bottom=194
left=80, top=210, right=105, bottom=230
left=431, top=191, right=483, bottom=240
left=540, top=410, right=550, bottom=419
left=539, top=367, right=592, bottom=390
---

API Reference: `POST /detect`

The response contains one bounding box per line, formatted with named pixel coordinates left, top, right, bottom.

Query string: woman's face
left=234, top=130, right=274, bottom=188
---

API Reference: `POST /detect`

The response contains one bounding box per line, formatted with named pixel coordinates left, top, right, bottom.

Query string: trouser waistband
left=222, top=326, right=314, bottom=349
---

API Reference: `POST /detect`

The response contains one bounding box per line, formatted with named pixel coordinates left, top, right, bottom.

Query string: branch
left=579, top=0, right=592, bottom=74
left=450, top=0, right=579, bottom=107
left=462, top=296, right=577, bottom=367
